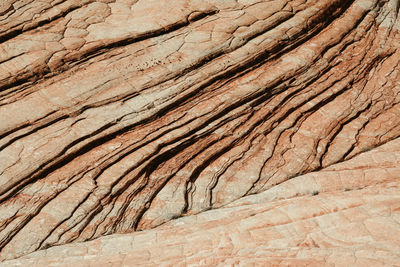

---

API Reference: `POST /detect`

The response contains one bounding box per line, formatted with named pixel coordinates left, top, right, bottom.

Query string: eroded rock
left=0, top=0, right=399, bottom=264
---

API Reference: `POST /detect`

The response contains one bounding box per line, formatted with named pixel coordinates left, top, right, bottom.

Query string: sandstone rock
left=0, top=0, right=399, bottom=265
left=3, top=138, right=400, bottom=266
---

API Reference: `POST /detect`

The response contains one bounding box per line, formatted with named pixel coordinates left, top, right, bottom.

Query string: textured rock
left=3, top=138, right=400, bottom=266
left=0, top=0, right=400, bottom=265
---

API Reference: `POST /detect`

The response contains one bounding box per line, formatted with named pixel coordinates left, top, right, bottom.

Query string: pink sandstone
left=0, top=0, right=399, bottom=265
left=3, top=138, right=400, bottom=266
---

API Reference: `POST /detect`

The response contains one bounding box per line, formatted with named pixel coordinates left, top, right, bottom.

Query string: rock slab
left=0, top=0, right=399, bottom=265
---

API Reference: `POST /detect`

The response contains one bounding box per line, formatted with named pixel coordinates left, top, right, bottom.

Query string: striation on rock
left=0, top=0, right=399, bottom=265
left=3, top=137, right=400, bottom=266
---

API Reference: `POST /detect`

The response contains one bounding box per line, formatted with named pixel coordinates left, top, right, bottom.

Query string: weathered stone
left=0, top=0, right=399, bottom=265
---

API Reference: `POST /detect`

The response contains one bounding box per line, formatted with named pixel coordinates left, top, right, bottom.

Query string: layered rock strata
left=0, top=0, right=399, bottom=264
left=3, top=137, right=400, bottom=266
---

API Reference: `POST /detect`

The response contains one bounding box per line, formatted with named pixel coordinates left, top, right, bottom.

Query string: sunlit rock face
left=0, top=0, right=399, bottom=265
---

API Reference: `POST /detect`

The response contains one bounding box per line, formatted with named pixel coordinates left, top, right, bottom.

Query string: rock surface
left=0, top=0, right=399, bottom=265
left=3, top=138, right=400, bottom=266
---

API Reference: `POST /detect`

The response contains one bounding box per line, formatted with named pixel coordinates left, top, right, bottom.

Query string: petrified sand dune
left=0, top=0, right=399, bottom=265
left=3, top=138, right=400, bottom=266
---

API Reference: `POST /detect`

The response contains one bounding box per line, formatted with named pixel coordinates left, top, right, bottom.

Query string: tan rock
left=0, top=0, right=399, bottom=265
left=3, top=139, right=400, bottom=266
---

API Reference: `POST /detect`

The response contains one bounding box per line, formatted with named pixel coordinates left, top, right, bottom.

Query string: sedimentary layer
left=0, top=0, right=399, bottom=264
left=3, top=137, right=400, bottom=266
